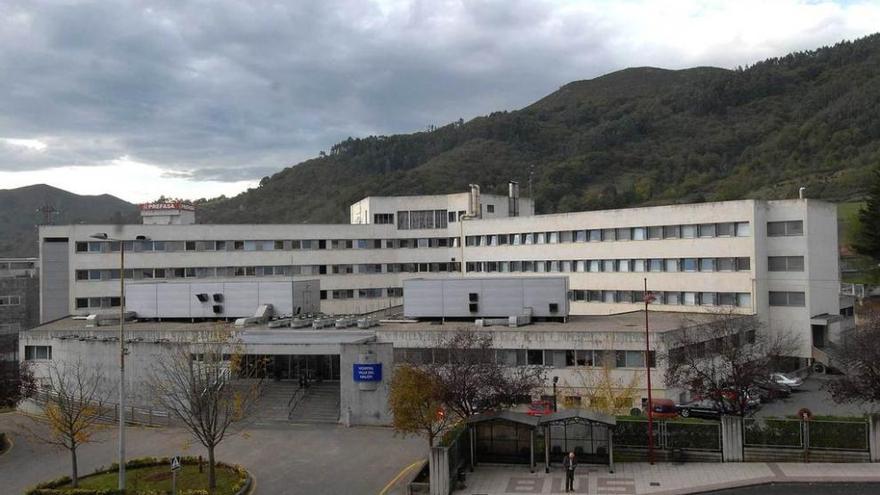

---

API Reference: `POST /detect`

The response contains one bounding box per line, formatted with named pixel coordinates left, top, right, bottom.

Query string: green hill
left=197, top=34, right=880, bottom=224
left=0, top=184, right=137, bottom=257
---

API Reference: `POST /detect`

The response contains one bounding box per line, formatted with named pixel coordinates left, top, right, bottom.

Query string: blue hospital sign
left=353, top=363, right=382, bottom=382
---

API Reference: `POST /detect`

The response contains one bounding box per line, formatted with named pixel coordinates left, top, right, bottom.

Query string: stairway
left=289, top=382, right=340, bottom=423
left=254, top=380, right=302, bottom=422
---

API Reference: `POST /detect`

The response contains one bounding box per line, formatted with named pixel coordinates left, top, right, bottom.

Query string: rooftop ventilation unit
left=213, top=293, right=223, bottom=302
left=212, top=305, right=223, bottom=314
left=195, top=293, right=209, bottom=303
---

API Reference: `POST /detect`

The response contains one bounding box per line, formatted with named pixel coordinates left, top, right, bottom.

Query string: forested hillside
left=198, top=34, right=880, bottom=224
left=0, top=185, right=136, bottom=257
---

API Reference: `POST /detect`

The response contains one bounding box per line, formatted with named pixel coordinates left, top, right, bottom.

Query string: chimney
left=798, top=187, right=806, bottom=200
left=468, top=184, right=482, bottom=218
left=508, top=181, right=519, bottom=217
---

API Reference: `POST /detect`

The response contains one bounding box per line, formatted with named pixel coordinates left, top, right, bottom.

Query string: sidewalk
left=453, top=462, right=880, bottom=494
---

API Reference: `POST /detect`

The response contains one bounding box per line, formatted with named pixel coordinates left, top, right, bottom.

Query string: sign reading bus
left=353, top=363, right=382, bottom=382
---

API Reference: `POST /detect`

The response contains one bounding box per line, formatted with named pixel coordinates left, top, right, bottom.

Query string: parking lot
left=0, top=412, right=424, bottom=494
left=753, top=374, right=877, bottom=418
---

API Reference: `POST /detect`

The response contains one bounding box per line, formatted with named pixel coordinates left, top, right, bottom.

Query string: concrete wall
left=40, top=238, right=69, bottom=323
left=339, top=342, right=393, bottom=426
left=403, top=277, right=568, bottom=318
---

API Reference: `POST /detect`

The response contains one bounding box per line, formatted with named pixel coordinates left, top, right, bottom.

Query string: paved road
left=0, top=412, right=424, bottom=494
left=703, top=482, right=880, bottom=494
left=755, top=375, right=877, bottom=417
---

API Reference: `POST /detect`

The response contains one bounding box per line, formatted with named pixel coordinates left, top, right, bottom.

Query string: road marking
left=378, top=459, right=424, bottom=495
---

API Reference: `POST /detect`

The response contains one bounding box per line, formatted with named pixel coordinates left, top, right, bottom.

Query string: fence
left=30, top=389, right=170, bottom=427
left=614, top=419, right=722, bottom=462
left=743, top=417, right=870, bottom=462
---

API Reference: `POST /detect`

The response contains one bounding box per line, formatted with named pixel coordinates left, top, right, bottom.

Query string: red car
left=526, top=400, right=553, bottom=416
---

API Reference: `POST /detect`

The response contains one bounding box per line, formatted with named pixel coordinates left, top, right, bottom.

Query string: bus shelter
left=465, top=409, right=616, bottom=474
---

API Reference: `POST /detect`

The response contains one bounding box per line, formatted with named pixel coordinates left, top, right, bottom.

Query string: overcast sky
left=1, top=0, right=878, bottom=203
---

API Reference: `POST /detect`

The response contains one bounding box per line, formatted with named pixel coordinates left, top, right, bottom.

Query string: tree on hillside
left=388, top=364, right=453, bottom=448
left=665, top=312, right=799, bottom=416
left=26, top=360, right=109, bottom=488
left=149, top=337, right=266, bottom=492
left=827, top=313, right=880, bottom=406
left=417, top=330, right=546, bottom=419
left=855, top=168, right=880, bottom=261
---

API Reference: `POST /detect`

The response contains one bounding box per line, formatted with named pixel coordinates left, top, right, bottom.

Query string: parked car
left=754, top=378, right=792, bottom=400
left=646, top=398, right=679, bottom=419
left=526, top=400, right=553, bottom=417
left=675, top=399, right=733, bottom=419
left=770, top=372, right=803, bottom=390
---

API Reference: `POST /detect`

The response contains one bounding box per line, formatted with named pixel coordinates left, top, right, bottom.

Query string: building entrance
left=268, top=354, right=340, bottom=381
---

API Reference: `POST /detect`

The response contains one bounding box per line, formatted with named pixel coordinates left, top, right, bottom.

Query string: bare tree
left=149, top=340, right=265, bottom=492
left=665, top=311, right=798, bottom=416
left=419, top=330, right=546, bottom=419
left=828, top=313, right=880, bottom=406
left=26, top=360, right=109, bottom=487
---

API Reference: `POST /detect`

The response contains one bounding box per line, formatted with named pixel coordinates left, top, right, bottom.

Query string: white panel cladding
left=256, top=281, right=292, bottom=315
left=481, top=280, right=524, bottom=316
left=126, top=283, right=159, bottom=318
left=442, top=279, right=482, bottom=316
left=405, top=277, right=568, bottom=318
left=156, top=284, right=191, bottom=317
left=523, top=277, right=569, bottom=316
left=125, top=280, right=320, bottom=318
left=189, top=283, right=224, bottom=318
left=222, top=282, right=260, bottom=316
left=403, top=279, right=445, bottom=317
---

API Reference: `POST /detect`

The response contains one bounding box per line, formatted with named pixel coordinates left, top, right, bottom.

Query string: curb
left=0, top=434, right=13, bottom=458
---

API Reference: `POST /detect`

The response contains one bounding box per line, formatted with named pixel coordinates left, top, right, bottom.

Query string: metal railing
left=30, top=389, right=170, bottom=427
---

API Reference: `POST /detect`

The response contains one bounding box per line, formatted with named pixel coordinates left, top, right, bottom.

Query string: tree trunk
left=71, top=445, right=78, bottom=488
left=208, top=444, right=216, bottom=493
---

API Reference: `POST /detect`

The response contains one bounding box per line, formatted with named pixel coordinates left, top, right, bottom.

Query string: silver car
left=770, top=372, right=803, bottom=390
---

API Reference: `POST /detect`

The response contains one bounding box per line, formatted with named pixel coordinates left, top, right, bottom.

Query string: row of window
left=75, top=237, right=463, bottom=254
left=0, top=261, right=36, bottom=270
left=394, top=348, right=657, bottom=369
left=768, top=256, right=805, bottom=272
left=74, top=287, right=406, bottom=308
left=0, top=295, right=21, bottom=306
left=75, top=263, right=464, bottom=281
left=466, top=257, right=751, bottom=274
left=319, top=287, right=403, bottom=300
left=24, top=345, right=52, bottom=360
left=397, top=209, right=450, bottom=230
left=569, top=290, right=752, bottom=307
left=465, top=222, right=752, bottom=247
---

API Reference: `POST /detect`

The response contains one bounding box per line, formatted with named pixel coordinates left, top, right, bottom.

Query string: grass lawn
left=65, top=464, right=243, bottom=494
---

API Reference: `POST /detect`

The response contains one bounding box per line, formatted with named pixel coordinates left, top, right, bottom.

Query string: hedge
left=25, top=456, right=250, bottom=495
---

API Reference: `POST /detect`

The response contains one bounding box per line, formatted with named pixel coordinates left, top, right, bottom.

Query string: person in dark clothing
left=562, top=451, right=577, bottom=492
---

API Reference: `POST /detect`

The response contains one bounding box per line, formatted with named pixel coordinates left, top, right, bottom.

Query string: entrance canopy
left=465, top=409, right=617, bottom=473
left=238, top=329, right=375, bottom=355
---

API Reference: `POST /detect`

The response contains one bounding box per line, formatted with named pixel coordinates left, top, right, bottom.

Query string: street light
left=552, top=376, right=559, bottom=412
left=90, top=232, right=148, bottom=491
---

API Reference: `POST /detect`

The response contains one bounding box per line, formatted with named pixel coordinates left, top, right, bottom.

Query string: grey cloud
left=0, top=0, right=875, bottom=184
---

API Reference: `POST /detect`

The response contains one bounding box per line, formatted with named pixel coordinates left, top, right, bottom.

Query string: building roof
left=377, top=310, right=735, bottom=335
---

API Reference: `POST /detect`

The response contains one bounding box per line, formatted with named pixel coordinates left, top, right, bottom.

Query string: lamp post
left=90, top=233, right=148, bottom=490
left=643, top=278, right=656, bottom=465
left=552, top=376, right=558, bottom=412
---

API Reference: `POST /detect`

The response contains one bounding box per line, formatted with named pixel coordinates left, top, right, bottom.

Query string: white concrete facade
left=37, top=191, right=844, bottom=359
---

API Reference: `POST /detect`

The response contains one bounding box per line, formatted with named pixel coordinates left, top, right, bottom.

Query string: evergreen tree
left=855, top=168, right=880, bottom=261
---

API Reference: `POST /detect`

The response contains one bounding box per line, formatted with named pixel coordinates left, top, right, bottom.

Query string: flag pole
left=644, top=277, right=655, bottom=465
